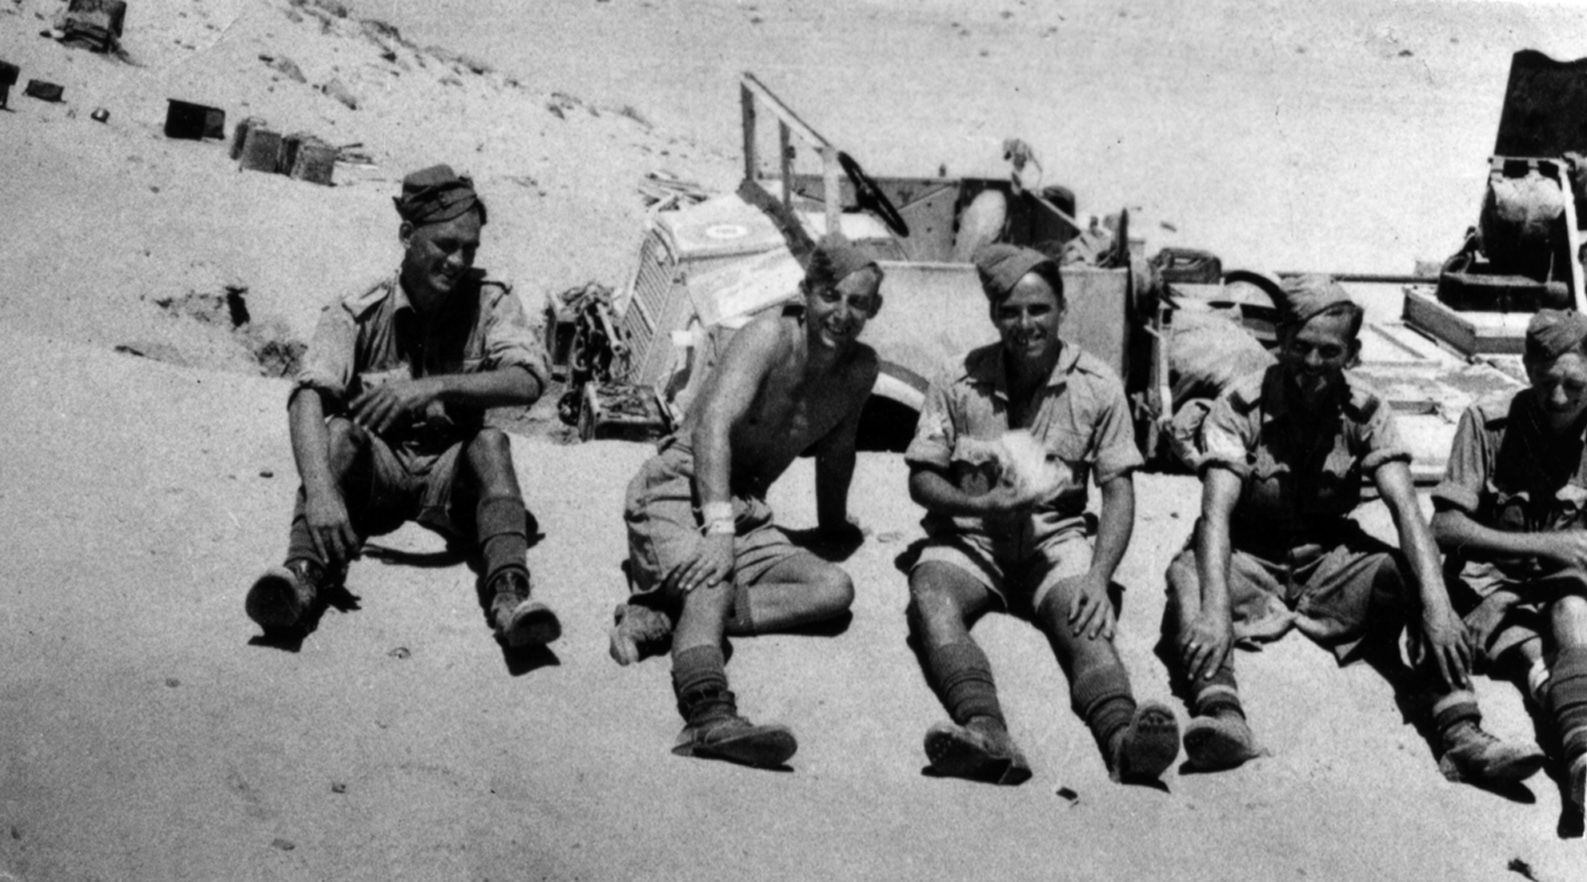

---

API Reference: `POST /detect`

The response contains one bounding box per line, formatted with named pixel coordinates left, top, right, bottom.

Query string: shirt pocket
left=1309, top=445, right=1361, bottom=512
left=1248, top=447, right=1291, bottom=500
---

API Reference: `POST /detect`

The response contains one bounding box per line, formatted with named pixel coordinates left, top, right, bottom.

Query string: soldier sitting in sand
left=1160, top=274, right=1542, bottom=786
left=610, top=237, right=879, bottom=769
left=1431, top=308, right=1587, bottom=809
left=246, top=165, right=560, bottom=650
left=903, top=244, right=1180, bottom=787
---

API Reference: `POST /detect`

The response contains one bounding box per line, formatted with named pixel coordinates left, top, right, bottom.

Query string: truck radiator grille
left=619, top=234, right=683, bottom=385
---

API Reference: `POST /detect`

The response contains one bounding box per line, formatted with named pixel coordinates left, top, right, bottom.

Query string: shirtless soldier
left=613, top=237, right=881, bottom=767
left=246, top=165, right=559, bottom=649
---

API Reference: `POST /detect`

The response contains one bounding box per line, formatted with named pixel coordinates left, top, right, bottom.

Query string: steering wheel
left=838, top=151, right=910, bottom=238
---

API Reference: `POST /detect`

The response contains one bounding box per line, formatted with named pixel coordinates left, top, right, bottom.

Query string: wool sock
left=476, top=495, right=530, bottom=589
left=1072, top=665, right=1137, bottom=754
left=1430, top=690, right=1482, bottom=742
left=925, top=640, right=1005, bottom=726
left=1191, top=662, right=1245, bottom=719
left=1551, top=647, right=1587, bottom=762
left=672, top=645, right=733, bottom=725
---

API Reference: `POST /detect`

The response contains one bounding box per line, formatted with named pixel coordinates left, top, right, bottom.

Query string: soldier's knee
left=813, top=566, right=855, bottom=615
left=469, top=426, right=512, bottom=458
left=1553, top=593, right=1587, bottom=630
left=907, top=575, right=963, bottom=635
left=325, top=417, right=369, bottom=465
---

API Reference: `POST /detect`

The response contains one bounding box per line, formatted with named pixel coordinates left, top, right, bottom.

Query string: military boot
left=672, top=686, right=797, bottom=768
left=488, top=570, right=561, bottom=648
left=246, top=559, right=328, bottom=631
left=1437, top=720, right=1545, bottom=787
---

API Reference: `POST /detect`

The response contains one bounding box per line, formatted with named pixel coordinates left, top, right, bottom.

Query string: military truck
left=558, top=72, right=1167, bottom=454
left=558, top=67, right=1547, bottom=483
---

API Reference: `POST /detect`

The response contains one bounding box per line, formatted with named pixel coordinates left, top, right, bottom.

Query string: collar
left=1261, top=364, right=1352, bottom=425
left=1519, top=388, right=1587, bottom=444
left=391, top=271, right=416, bottom=316
left=975, top=339, right=1082, bottom=402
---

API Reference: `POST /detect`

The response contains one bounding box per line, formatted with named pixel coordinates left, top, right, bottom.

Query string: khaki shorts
left=623, top=442, right=806, bottom=604
left=332, top=416, right=468, bottom=539
left=912, top=529, right=1095, bottom=616
left=1448, top=563, right=1587, bottom=664
left=1163, top=523, right=1407, bottom=662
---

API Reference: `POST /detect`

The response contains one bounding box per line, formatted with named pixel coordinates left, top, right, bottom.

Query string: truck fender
left=871, top=363, right=927, bottom=411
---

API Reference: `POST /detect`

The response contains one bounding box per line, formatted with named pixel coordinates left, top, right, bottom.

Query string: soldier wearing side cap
left=610, top=236, right=882, bottom=769
left=245, top=165, right=561, bottom=650
left=1159, top=274, right=1543, bottom=786
left=1431, top=309, right=1587, bottom=810
left=903, top=244, right=1181, bottom=787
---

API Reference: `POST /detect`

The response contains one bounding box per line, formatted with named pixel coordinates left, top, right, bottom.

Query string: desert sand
left=1, top=0, right=1585, bottom=879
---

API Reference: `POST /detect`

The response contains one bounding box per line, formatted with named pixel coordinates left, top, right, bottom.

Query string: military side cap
left=1526, top=308, right=1587, bottom=362
left=807, top=234, right=879, bottom=286
left=973, top=243, right=1056, bottom=300
left=1277, top=274, right=1354, bottom=327
left=394, top=163, right=487, bottom=226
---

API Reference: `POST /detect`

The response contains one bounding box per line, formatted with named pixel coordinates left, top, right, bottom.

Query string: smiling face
left=803, top=266, right=882, bottom=352
left=1279, top=306, right=1359, bottom=404
left=1528, top=349, right=1587, bottom=432
left=991, top=270, right=1064, bottom=369
left=399, top=209, right=482, bottom=314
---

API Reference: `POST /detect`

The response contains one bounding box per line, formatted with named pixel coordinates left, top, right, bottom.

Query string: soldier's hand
left=1421, top=603, right=1473, bottom=691
left=1068, top=573, right=1116, bottom=641
left=977, top=483, right=1045, bottom=516
left=1180, top=611, right=1234, bottom=682
left=1543, top=531, right=1587, bottom=571
left=350, top=378, right=444, bottom=435
left=304, top=489, right=359, bottom=568
left=669, top=534, right=735, bottom=594
left=1463, top=592, right=1517, bottom=660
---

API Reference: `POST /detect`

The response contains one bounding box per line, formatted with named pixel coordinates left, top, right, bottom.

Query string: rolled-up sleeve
left=292, top=304, right=357, bottom=409
left=1091, top=382, right=1144, bottom=485
left=482, top=285, right=551, bottom=387
left=1197, top=390, right=1254, bottom=477
left=905, top=372, right=956, bottom=470
left=1431, top=406, right=1486, bottom=514
left=1359, top=399, right=1414, bottom=473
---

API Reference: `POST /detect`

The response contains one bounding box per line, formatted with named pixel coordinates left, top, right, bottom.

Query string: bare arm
left=663, top=319, right=782, bottom=593
left=1431, top=506, right=1587, bottom=566
left=908, top=465, right=1041, bottom=517
left=1089, top=473, right=1134, bottom=585
left=813, top=357, right=877, bottom=535
left=1064, top=472, right=1136, bottom=640
left=349, top=366, right=541, bottom=435
left=288, top=388, right=360, bottom=567
left=1180, top=466, right=1242, bottom=680
left=691, top=319, right=782, bottom=511
left=1377, top=460, right=1471, bottom=688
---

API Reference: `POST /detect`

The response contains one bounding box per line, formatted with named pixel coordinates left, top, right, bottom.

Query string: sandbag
left=1480, top=167, right=1565, bottom=279
left=1167, top=309, right=1274, bottom=408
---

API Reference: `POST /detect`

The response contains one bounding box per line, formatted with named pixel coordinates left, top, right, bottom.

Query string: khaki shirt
left=294, top=269, right=549, bottom=460
left=1432, top=388, right=1587, bottom=593
left=1199, top=365, right=1411, bottom=557
left=905, top=340, right=1142, bottom=555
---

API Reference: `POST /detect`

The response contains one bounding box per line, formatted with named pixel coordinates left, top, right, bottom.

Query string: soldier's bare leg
left=725, top=553, right=854, bottom=636
left=908, top=561, right=1030, bottom=785
left=1036, top=577, right=1180, bottom=783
